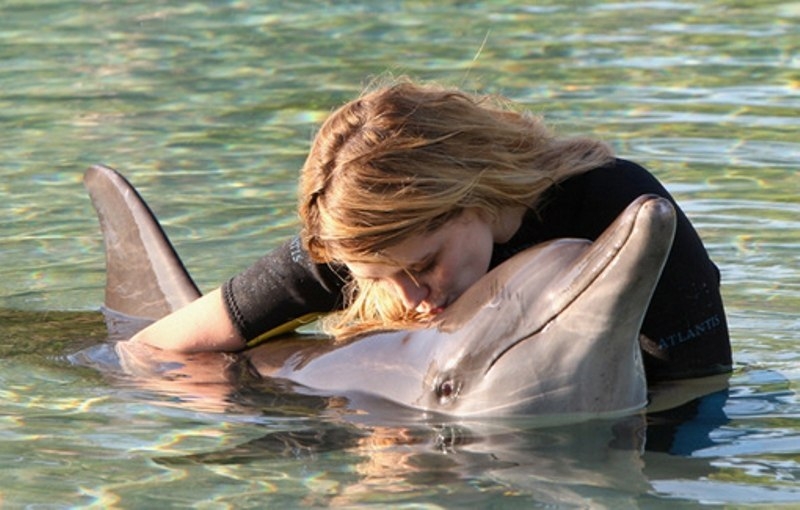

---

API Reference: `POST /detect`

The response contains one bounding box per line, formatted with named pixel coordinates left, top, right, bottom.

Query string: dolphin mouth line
left=482, top=197, right=648, bottom=376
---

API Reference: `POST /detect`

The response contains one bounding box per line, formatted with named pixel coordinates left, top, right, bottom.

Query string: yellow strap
left=245, top=312, right=323, bottom=348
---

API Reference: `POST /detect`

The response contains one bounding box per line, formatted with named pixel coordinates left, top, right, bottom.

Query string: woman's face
left=345, top=209, right=501, bottom=317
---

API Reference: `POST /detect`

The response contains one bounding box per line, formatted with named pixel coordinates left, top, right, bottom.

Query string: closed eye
left=405, top=253, right=437, bottom=285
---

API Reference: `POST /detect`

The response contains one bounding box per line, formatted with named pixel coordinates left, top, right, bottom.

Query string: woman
left=131, top=78, right=731, bottom=382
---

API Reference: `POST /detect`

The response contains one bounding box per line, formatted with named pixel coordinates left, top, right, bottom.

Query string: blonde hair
left=299, top=78, right=614, bottom=337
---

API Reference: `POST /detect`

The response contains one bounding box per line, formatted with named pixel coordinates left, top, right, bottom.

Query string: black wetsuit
left=223, top=159, right=732, bottom=382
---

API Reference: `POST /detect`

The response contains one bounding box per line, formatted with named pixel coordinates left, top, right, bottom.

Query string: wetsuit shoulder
left=491, top=158, right=671, bottom=263
left=494, top=158, right=731, bottom=381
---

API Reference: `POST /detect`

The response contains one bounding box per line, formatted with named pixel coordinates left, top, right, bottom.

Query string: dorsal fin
left=84, top=164, right=201, bottom=320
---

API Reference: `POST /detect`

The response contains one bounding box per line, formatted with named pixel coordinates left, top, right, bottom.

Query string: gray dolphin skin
left=85, top=164, right=676, bottom=419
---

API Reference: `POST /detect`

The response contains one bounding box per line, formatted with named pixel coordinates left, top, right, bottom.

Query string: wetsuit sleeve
left=221, top=236, right=347, bottom=344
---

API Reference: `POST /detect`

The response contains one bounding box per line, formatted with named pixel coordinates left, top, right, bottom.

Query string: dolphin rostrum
left=84, top=164, right=676, bottom=420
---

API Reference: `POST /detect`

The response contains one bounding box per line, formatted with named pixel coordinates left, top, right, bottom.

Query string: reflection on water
left=2, top=306, right=797, bottom=507
left=0, top=0, right=798, bottom=507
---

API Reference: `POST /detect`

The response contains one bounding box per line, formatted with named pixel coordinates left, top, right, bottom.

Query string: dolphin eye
left=435, top=378, right=461, bottom=404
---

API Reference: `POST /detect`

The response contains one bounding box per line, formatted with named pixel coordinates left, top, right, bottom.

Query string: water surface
left=1, top=0, right=798, bottom=507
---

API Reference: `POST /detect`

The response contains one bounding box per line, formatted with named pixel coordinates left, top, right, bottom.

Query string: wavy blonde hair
left=299, top=78, right=614, bottom=337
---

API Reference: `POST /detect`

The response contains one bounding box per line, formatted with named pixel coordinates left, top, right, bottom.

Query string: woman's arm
left=129, top=288, right=245, bottom=353
left=128, top=237, right=347, bottom=353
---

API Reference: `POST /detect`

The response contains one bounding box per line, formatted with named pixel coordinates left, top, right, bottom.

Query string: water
left=1, top=0, right=798, bottom=507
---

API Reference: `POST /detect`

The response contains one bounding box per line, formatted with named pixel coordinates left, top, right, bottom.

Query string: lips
left=415, top=300, right=447, bottom=317
left=427, top=297, right=450, bottom=315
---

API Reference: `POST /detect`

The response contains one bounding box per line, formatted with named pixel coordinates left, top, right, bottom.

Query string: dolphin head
left=420, top=195, right=676, bottom=417
left=277, top=195, right=676, bottom=419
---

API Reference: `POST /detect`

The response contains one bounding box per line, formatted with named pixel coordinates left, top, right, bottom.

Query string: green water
left=1, top=0, right=798, bottom=507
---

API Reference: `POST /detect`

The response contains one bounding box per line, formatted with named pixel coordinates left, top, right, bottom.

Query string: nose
left=390, top=274, right=430, bottom=312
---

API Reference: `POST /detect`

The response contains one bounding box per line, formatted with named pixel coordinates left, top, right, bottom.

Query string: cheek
left=462, top=248, right=493, bottom=288
left=465, top=222, right=495, bottom=271
left=443, top=232, right=494, bottom=294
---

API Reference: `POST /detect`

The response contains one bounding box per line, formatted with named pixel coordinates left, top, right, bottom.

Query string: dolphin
left=84, top=164, right=676, bottom=420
